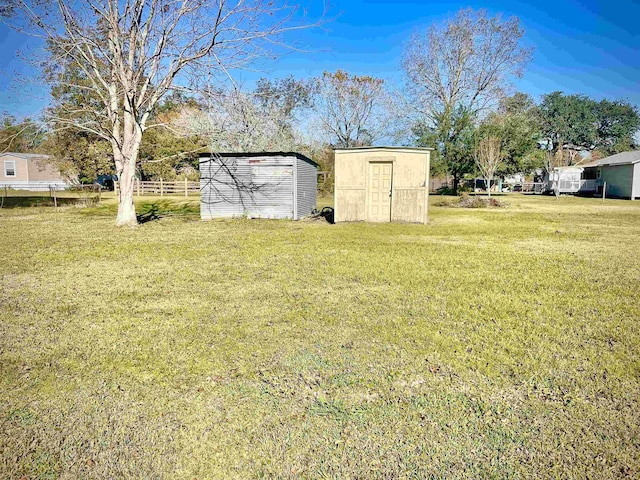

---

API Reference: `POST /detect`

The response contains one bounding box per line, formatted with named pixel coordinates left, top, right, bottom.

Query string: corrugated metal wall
left=201, top=154, right=314, bottom=220
left=296, top=157, right=317, bottom=218
left=250, top=164, right=294, bottom=218
left=200, top=156, right=253, bottom=218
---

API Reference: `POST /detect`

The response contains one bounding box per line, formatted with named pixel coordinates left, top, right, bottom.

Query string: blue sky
left=1, top=0, right=639, bottom=119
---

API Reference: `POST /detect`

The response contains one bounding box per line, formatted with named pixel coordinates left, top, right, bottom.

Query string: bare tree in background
left=402, top=8, right=532, bottom=193
left=183, top=81, right=312, bottom=153
left=312, top=70, right=394, bottom=148
left=475, top=136, right=502, bottom=197
left=3, top=0, right=320, bottom=225
left=403, top=8, right=532, bottom=119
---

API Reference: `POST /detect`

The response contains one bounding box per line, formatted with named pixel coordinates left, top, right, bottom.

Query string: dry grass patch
left=1, top=194, right=639, bottom=478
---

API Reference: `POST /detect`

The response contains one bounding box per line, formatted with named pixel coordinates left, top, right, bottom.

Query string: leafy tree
left=596, top=99, right=640, bottom=154
left=39, top=59, right=114, bottom=182
left=480, top=93, right=545, bottom=176
left=539, top=92, right=640, bottom=165
left=403, top=8, right=532, bottom=193
left=0, top=115, right=43, bottom=153
left=45, top=61, right=205, bottom=182
left=41, top=130, right=112, bottom=183
left=414, top=106, right=476, bottom=192
left=138, top=95, right=207, bottom=181
left=539, top=91, right=598, bottom=166
left=310, top=145, right=335, bottom=194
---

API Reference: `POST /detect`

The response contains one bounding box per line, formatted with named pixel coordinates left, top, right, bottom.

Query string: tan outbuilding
left=334, top=146, right=432, bottom=223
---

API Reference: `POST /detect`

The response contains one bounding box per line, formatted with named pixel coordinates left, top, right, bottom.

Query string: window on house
left=4, top=161, right=16, bottom=177
left=597, top=168, right=601, bottom=179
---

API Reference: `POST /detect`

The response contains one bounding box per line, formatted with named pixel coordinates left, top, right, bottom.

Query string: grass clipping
left=439, top=195, right=509, bottom=208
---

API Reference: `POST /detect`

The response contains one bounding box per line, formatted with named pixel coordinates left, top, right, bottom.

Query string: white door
left=368, top=162, right=392, bottom=222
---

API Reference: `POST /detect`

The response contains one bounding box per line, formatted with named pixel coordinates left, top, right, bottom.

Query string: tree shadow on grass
left=136, top=200, right=200, bottom=224
left=137, top=203, right=162, bottom=224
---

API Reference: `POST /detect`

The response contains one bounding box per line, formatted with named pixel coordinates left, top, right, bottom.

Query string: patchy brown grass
left=1, top=193, right=639, bottom=478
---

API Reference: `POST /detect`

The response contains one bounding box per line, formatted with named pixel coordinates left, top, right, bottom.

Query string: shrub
left=444, top=195, right=509, bottom=208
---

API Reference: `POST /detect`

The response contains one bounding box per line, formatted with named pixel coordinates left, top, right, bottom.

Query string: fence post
left=602, top=182, right=606, bottom=203
left=136, top=178, right=140, bottom=197
left=98, top=184, right=102, bottom=203
left=160, top=177, right=163, bottom=197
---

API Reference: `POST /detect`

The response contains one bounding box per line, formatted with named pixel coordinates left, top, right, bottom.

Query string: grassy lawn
left=1, top=194, right=639, bottom=478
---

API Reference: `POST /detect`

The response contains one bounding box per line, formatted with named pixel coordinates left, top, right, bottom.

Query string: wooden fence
left=115, top=179, right=200, bottom=197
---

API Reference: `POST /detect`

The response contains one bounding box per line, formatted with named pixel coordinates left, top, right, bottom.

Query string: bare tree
left=4, top=0, right=320, bottom=225
left=402, top=8, right=532, bottom=193
left=183, top=86, right=309, bottom=152
left=475, top=136, right=502, bottom=197
left=402, top=8, right=532, bottom=120
left=312, top=70, right=394, bottom=148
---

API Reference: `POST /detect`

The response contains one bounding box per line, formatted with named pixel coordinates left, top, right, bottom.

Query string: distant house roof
left=576, top=159, right=600, bottom=168
left=582, top=151, right=640, bottom=168
left=199, top=151, right=319, bottom=168
left=0, top=152, right=50, bottom=160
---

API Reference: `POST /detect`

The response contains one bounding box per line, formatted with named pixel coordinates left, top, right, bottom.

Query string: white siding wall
left=633, top=163, right=640, bottom=200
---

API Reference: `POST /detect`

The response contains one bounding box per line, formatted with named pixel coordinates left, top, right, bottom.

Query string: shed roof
left=0, top=152, right=50, bottom=160
left=334, top=146, right=433, bottom=153
left=199, top=151, right=318, bottom=168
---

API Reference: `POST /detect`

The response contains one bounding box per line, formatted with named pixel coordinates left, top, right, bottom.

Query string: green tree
left=539, top=91, right=598, bottom=166
left=480, top=93, right=545, bottom=176
left=415, top=107, right=476, bottom=192
left=42, top=130, right=112, bottom=183
left=596, top=99, right=640, bottom=154
left=539, top=92, right=640, bottom=165
left=138, top=93, right=207, bottom=181
left=0, top=115, right=43, bottom=153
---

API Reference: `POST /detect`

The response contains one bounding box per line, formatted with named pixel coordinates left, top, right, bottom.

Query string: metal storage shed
left=200, top=152, right=318, bottom=220
left=334, top=146, right=432, bottom=223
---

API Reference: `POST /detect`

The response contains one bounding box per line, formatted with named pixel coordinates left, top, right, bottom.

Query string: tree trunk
left=452, top=173, right=459, bottom=195
left=114, top=122, right=142, bottom=226
left=486, top=176, right=492, bottom=197
left=116, top=157, right=137, bottom=226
